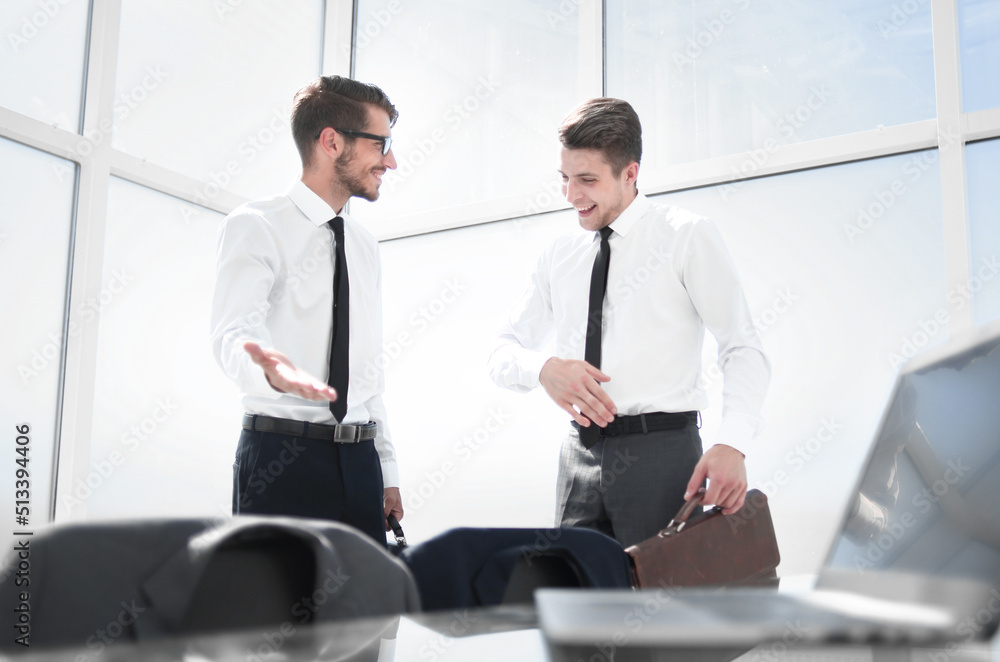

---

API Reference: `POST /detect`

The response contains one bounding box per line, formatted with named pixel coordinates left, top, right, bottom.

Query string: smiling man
left=488, top=98, right=770, bottom=547
left=211, top=76, right=402, bottom=545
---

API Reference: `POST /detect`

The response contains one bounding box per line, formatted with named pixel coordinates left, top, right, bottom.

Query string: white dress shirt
left=488, top=193, right=770, bottom=454
left=211, top=180, right=398, bottom=487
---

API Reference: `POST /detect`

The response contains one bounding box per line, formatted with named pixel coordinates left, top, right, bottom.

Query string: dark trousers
left=232, top=428, right=386, bottom=546
left=555, top=422, right=704, bottom=548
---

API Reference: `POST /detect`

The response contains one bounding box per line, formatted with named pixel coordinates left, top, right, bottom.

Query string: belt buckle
left=335, top=424, right=359, bottom=443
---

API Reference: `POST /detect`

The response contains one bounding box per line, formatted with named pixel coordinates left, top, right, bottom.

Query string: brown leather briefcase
left=624, top=488, right=780, bottom=589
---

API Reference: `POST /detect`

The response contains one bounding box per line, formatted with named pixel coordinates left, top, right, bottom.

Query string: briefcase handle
left=387, top=514, right=406, bottom=547
left=659, top=488, right=721, bottom=537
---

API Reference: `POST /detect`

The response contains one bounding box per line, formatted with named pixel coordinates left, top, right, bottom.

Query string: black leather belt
left=572, top=411, right=699, bottom=437
left=242, top=413, right=377, bottom=443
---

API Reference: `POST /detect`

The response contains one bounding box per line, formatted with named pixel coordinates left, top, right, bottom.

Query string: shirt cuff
left=380, top=460, right=399, bottom=489
left=522, top=352, right=554, bottom=389
left=712, top=414, right=759, bottom=457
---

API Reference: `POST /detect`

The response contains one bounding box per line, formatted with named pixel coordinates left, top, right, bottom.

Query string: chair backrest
left=178, top=535, right=317, bottom=632
left=0, top=515, right=420, bottom=649
left=399, top=526, right=633, bottom=611
left=502, top=553, right=584, bottom=604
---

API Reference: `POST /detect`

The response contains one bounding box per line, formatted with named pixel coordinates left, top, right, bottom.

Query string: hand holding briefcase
left=625, top=488, right=780, bottom=589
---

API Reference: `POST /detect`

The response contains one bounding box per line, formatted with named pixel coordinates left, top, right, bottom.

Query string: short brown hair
left=291, top=75, right=398, bottom=168
left=558, top=98, right=642, bottom=175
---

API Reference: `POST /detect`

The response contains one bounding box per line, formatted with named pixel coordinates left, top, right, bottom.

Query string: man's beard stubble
left=334, top=144, right=381, bottom=203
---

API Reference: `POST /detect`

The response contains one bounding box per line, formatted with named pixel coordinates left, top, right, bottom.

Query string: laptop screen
left=825, top=329, right=1000, bottom=588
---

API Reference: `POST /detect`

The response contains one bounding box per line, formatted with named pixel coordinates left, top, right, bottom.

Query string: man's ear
left=315, top=127, right=343, bottom=162
left=623, top=161, right=639, bottom=186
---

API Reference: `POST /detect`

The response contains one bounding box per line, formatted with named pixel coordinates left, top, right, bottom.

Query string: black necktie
left=580, top=226, right=613, bottom=449
left=327, top=217, right=349, bottom=423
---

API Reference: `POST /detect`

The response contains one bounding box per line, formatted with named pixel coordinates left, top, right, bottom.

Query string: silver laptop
left=538, top=320, right=1000, bottom=652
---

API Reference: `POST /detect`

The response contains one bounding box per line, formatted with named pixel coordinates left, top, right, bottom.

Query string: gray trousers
left=555, top=421, right=704, bottom=548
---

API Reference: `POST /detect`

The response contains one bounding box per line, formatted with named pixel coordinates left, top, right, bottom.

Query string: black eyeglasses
left=314, top=127, right=392, bottom=155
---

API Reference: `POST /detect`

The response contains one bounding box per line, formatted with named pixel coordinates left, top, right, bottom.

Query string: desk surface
left=4, top=604, right=996, bottom=662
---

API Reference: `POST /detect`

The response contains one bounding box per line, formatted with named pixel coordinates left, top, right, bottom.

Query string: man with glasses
left=211, top=75, right=402, bottom=545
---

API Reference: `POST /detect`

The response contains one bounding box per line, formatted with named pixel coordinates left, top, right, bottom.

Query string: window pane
left=653, top=151, right=945, bottom=573
left=966, top=139, right=1000, bottom=325
left=0, top=137, right=76, bottom=522
left=79, top=178, right=234, bottom=520
left=377, top=151, right=945, bottom=572
left=352, top=0, right=581, bottom=233
left=0, top=0, right=88, bottom=130
left=379, top=214, right=573, bottom=541
left=958, top=0, right=1000, bottom=112
left=113, top=0, right=323, bottom=200
left=607, top=1, right=936, bottom=170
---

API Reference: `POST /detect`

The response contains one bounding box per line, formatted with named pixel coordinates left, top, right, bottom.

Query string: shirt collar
left=287, top=179, right=341, bottom=228
left=604, top=191, right=651, bottom=239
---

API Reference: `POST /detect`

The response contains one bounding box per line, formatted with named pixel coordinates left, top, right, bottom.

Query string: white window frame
left=0, top=0, right=996, bottom=522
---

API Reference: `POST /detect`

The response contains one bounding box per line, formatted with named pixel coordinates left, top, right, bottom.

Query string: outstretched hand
left=685, top=444, right=747, bottom=515
left=244, top=341, right=338, bottom=402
